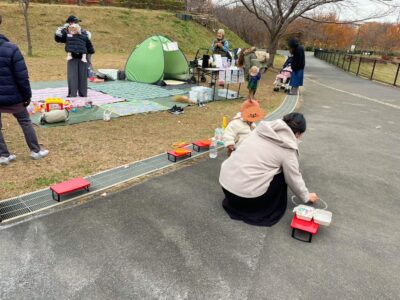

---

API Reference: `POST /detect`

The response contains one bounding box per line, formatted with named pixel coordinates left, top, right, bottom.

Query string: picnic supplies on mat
left=40, top=109, right=69, bottom=125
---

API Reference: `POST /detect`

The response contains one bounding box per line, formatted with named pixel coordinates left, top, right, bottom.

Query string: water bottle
left=209, top=138, right=218, bottom=158
left=216, top=128, right=224, bottom=145
left=214, top=128, right=220, bottom=142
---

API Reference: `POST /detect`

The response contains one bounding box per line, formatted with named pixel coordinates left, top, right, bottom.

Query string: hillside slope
left=0, top=3, right=248, bottom=57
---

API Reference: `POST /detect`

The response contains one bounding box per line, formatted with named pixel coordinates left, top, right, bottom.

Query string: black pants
left=222, top=172, right=287, bottom=227
left=67, top=58, right=88, bottom=97
left=0, top=109, right=41, bottom=157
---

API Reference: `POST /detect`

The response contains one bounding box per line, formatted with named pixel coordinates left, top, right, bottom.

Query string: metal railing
left=314, top=49, right=400, bottom=87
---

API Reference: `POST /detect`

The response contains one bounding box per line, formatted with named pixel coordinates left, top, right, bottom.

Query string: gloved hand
left=23, top=99, right=31, bottom=107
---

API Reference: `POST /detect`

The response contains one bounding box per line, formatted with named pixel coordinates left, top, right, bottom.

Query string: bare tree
left=18, top=0, right=32, bottom=57
left=219, top=0, right=400, bottom=66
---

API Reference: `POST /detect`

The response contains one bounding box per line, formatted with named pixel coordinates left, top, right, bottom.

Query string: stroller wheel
left=273, top=87, right=279, bottom=92
left=201, top=76, right=207, bottom=83
left=189, top=76, right=197, bottom=84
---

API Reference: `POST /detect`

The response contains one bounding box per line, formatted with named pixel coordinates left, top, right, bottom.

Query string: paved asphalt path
left=1, top=53, right=399, bottom=299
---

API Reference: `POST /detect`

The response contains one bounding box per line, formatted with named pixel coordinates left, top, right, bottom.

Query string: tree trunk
left=22, top=4, right=33, bottom=57
left=267, top=34, right=279, bottom=68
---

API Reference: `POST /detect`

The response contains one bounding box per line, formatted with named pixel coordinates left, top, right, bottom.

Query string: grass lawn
left=327, top=53, right=400, bottom=86
left=0, top=59, right=285, bottom=200
left=0, top=3, right=286, bottom=199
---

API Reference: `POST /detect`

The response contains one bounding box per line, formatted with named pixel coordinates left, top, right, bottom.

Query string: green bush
left=305, top=45, right=314, bottom=52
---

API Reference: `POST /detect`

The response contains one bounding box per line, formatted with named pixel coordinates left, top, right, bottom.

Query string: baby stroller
left=273, top=55, right=293, bottom=92
left=188, top=48, right=210, bottom=84
left=273, top=65, right=292, bottom=92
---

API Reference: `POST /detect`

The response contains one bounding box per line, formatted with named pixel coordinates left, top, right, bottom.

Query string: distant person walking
left=288, top=38, right=305, bottom=95
left=55, top=15, right=94, bottom=97
left=0, top=15, right=49, bottom=165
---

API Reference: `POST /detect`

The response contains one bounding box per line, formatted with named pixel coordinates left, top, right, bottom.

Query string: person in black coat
left=288, top=38, right=305, bottom=95
left=0, top=16, right=48, bottom=165
left=55, top=15, right=92, bottom=44
left=65, top=24, right=94, bottom=63
left=55, top=16, right=95, bottom=97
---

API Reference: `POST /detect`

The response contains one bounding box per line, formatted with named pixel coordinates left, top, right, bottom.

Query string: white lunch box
left=313, top=209, right=332, bottom=226
left=293, top=205, right=315, bottom=221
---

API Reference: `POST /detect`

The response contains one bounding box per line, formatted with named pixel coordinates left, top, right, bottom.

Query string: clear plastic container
left=293, top=205, right=315, bottom=221
left=313, top=209, right=332, bottom=226
left=209, top=138, right=217, bottom=158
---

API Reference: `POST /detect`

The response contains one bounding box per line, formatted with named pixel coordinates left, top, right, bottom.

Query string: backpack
left=117, top=70, right=126, bottom=80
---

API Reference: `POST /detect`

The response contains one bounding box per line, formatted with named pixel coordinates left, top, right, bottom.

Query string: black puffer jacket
left=288, top=39, right=305, bottom=71
left=66, top=34, right=89, bottom=54
left=55, top=28, right=95, bottom=57
left=0, top=34, right=31, bottom=107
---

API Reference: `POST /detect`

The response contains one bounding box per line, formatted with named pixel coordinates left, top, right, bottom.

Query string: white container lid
left=313, top=209, right=332, bottom=226
left=293, top=205, right=315, bottom=221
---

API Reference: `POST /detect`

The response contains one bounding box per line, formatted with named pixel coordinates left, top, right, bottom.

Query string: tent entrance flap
left=125, top=35, right=189, bottom=84
left=163, top=50, right=189, bottom=81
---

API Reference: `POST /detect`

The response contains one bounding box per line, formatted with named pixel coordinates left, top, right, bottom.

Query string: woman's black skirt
left=222, top=172, right=287, bottom=227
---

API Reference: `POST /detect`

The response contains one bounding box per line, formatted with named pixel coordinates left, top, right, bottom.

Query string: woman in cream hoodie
left=219, top=112, right=318, bottom=226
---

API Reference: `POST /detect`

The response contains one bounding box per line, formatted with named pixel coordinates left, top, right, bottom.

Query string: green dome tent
left=125, top=35, right=189, bottom=84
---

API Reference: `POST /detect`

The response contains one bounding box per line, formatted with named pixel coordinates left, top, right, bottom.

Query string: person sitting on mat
left=212, top=29, right=230, bottom=58
left=224, top=99, right=265, bottom=156
left=219, top=112, right=319, bottom=227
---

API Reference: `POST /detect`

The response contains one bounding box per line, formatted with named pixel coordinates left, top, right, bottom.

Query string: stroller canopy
left=125, top=35, right=189, bottom=84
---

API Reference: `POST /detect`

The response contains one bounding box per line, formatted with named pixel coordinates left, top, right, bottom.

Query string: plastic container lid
left=313, top=209, right=332, bottom=226
left=293, top=205, right=315, bottom=221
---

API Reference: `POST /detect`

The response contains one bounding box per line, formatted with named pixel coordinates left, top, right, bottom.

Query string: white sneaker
left=0, top=156, right=10, bottom=165
left=8, top=154, right=16, bottom=162
left=30, top=149, right=49, bottom=160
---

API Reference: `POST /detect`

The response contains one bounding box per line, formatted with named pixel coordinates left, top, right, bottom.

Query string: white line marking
left=306, top=78, right=400, bottom=110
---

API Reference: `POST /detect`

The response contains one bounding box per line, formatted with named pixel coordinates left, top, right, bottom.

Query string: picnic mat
left=31, top=80, right=67, bottom=90
left=89, top=81, right=186, bottom=100
left=31, top=87, right=124, bottom=107
left=149, top=96, right=189, bottom=109
left=29, top=96, right=189, bottom=127
left=30, top=106, right=118, bottom=127
left=100, top=100, right=169, bottom=116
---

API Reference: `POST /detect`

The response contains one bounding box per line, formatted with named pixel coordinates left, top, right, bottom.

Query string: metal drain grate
left=0, top=94, right=298, bottom=223
left=0, top=199, right=31, bottom=220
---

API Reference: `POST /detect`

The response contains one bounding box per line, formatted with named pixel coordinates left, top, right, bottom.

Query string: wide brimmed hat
left=242, top=105, right=266, bottom=122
